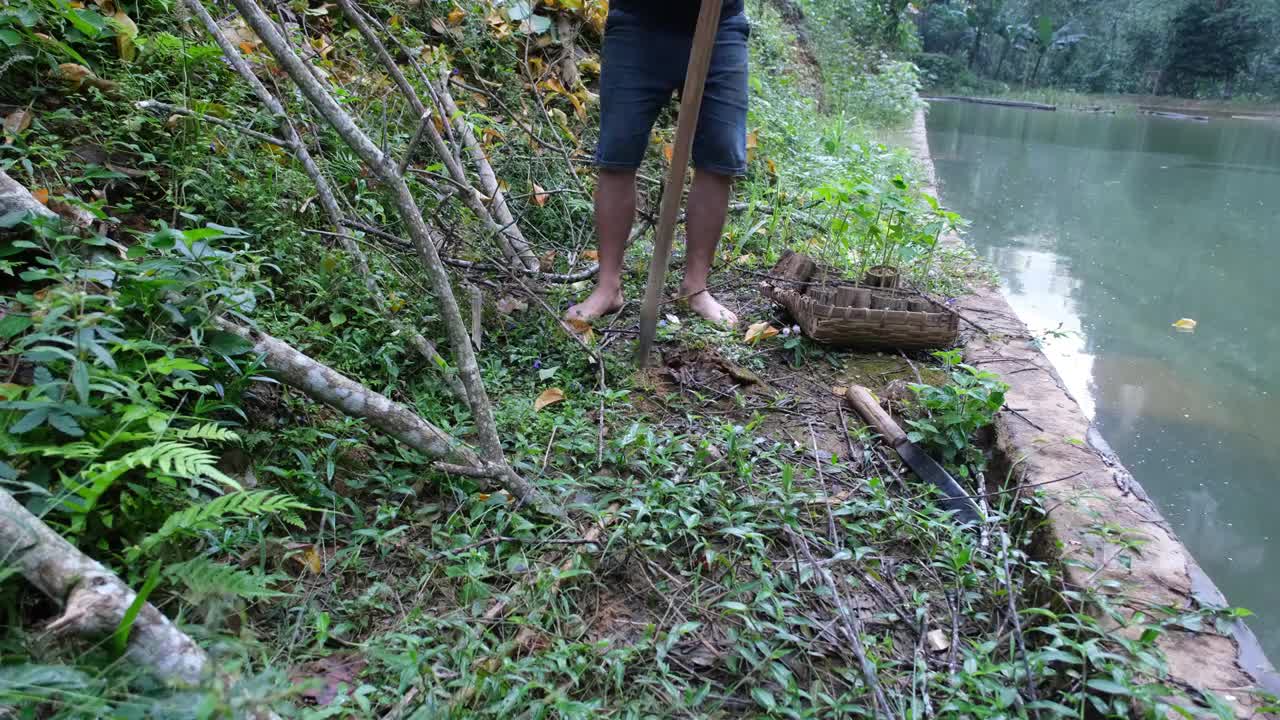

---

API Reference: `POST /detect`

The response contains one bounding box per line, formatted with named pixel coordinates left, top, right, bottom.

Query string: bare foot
left=565, top=286, right=624, bottom=323
left=682, top=288, right=738, bottom=327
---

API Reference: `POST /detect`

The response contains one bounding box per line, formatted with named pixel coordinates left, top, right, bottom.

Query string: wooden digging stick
left=635, top=0, right=725, bottom=367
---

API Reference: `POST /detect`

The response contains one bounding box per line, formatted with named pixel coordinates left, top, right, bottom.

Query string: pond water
left=926, top=101, right=1280, bottom=659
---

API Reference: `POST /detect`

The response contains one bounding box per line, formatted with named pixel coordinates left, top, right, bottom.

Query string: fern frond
left=123, top=441, right=239, bottom=489
left=139, top=490, right=310, bottom=554
left=172, top=423, right=241, bottom=443
left=164, top=557, right=289, bottom=602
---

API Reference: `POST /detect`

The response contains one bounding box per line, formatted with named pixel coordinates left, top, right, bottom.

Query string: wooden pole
left=636, top=0, right=725, bottom=366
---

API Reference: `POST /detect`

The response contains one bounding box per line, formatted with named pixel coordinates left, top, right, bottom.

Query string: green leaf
left=47, top=412, right=84, bottom=437
left=113, top=561, right=162, bottom=655
left=1087, top=679, right=1133, bottom=696
left=10, top=407, right=49, bottom=434
left=207, top=330, right=254, bottom=356
left=0, top=313, right=32, bottom=338
left=750, top=687, right=777, bottom=711
left=0, top=28, right=21, bottom=47
left=71, top=361, right=89, bottom=404
left=329, top=311, right=347, bottom=327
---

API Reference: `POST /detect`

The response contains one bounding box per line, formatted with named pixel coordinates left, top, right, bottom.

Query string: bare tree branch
left=182, top=0, right=467, bottom=405
left=332, top=0, right=539, bottom=273
left=223, top=0, right=545, bottom=513
left=135, top=100, right=294, bottom=148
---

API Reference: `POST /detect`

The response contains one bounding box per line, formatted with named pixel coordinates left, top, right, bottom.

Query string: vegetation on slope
left=1, top=0, right=1272, bottom=717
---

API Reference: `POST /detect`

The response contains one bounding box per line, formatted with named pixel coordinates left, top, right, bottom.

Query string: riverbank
left=926, top=88, right=1280, bottom=120
left=909, top=106, right=1280, bottom=716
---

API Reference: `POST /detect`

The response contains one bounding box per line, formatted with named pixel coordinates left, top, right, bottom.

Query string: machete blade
left=894, top=442, right=983, bottom=523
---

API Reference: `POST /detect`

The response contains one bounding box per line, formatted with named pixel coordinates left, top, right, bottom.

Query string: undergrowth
left=0, top=0, right=1270, bottom=718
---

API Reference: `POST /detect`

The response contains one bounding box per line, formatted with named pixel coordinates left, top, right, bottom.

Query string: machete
left=846, top=385, right=984, bottom=523
left=636, top=0, right=725, bottom=367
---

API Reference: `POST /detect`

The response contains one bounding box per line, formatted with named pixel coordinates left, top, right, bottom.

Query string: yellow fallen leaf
left=3, top=109, right=32, bottom=143
left=535, top=387, right=565, bottom=411
left=447, top=7, right=466, bottom=25
left=292, top=545, right=323, bottom=574
left=744, top=322, right=779, bottom=344
left=1172, top=318, right=1197, bottom=333
left=113, top=7, right=138, bottom=62
left=57, top=63, right=92, bottom=88
left=564, top=316, right=595, bottom=341
left=32, top=188, right=49, bottom=205
left=582, top=249, right=599, bottom=261
left=662, top=143, right=674, bottom=164
left=532, top=182, right=549, bottom=207
left=831, top=385, right=848, bottom=396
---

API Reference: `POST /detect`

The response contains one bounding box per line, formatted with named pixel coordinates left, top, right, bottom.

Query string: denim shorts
left=594, top=10, right=751, bottom=177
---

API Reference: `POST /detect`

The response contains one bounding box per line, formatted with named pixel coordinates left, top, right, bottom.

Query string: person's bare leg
left=681, top=169, right=738, bottom=326
left=566, top=169, right=633, bottom=322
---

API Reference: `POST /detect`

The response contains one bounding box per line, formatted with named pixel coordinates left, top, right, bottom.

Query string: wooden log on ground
left=0, top=490, right=209, bottom=685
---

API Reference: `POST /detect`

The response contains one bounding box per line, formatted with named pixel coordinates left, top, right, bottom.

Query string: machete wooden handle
left=845, top=386, right=908, bottom=447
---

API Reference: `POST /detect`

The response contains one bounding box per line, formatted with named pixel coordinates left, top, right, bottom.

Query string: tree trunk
left=994, top=38, right=1011, bottom=80
left=0, top=489, right=209, bottom=685
left=556, top=15, right=580, bottom=89
left=969, top=29, right=984, bottom=69
left=1032, top=49, right=1046, bottom=84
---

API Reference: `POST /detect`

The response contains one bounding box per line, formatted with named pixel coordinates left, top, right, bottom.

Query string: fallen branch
left=214, top=319, right=557, bottom=516
left=0, top=489, right=208, bottom=685
left=1, top=168, right=57, bottom=222
left=182, top=0, right=467, bottom=405
left=135, top=100, right=293, bottom=148
left=787, top=528, right=895, bottom=720
left=227, top=0, right=511, bottom=475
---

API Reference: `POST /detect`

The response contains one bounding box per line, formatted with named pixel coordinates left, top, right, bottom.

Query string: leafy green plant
left=905, top=350, right=1008, bottom=464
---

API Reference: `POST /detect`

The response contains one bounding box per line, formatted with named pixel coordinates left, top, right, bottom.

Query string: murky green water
left=926, top=101, right=1280, bottom=658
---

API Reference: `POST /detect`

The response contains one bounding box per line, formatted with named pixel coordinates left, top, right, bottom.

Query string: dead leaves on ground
left=535, top=387, right=565, bottom=411
left=56, top=63, right=118, bottom=92
left=289, top=653, right=367, bottom=706
left=531, top=182, right=550, bottom=207
left=743, top=322, right=779, bottom=344
left=2, top=109, right=33, bottom=144
left=496, top=295, right=528, bottom=315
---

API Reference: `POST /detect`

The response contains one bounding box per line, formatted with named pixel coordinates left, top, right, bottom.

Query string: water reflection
left=926, top=101, right=1280, bottom=657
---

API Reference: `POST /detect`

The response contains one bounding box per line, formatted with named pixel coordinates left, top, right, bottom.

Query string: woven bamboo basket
left=762, top=251, right=959, bottom=351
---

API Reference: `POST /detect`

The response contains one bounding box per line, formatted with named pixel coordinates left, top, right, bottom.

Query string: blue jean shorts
left=594, top=10, right=751, bottom=177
